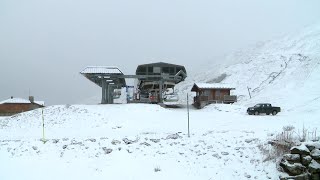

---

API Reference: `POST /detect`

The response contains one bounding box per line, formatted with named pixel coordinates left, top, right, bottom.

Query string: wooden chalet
left=191, top=83, right=237, bottom=109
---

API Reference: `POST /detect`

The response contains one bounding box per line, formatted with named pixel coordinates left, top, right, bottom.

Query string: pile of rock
left=279, top=142, right=320, bottom=180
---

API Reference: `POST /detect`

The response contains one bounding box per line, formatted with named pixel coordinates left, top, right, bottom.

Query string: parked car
left=247, top=103, right=281, bottom=115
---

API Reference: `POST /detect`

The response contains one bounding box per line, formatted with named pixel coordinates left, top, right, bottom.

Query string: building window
left=216, top=90, right=221, bottom=97
left=204, top=90, right=210, bottom=96
left=137, top=67, right=146, bottom=74
left=176, top=67, right=181, bottom=72
left=154, top=67, right=161, bottom=74
left=148, top=67, right=153, bottom=73
left=162, top=67, right=169, bottom=73
left=169, top=67, right=175, bottom=74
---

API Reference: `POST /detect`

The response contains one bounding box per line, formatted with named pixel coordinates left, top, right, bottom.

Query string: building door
left=215, top=90, right=221, bottom=100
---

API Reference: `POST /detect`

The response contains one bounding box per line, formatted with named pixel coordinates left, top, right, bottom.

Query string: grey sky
left=1, top=0, right=320, bottom=105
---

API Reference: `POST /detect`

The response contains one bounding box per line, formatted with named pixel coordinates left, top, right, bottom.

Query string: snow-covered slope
left=1, top=103, right=319, bottom=180
left=176, top=24, right=320, bottom=113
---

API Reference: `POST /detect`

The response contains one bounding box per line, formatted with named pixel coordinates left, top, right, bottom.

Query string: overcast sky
left=1, top=0, right=320, bottom=105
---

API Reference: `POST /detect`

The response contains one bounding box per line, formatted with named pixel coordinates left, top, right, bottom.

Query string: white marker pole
left=187, top=93, right=190, bottom=138
left=41, top=108, right=47, bottom=143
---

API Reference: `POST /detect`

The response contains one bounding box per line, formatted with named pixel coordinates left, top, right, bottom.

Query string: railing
left=224, top=95, right=237, bottom=102
left=194, top=95, right=237, bottom=104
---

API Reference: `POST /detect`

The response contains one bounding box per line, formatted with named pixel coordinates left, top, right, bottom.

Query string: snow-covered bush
left=260, top=125, right=320, bottom=162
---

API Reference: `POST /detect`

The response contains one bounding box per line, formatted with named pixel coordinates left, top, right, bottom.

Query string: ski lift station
left=80, top=62, right=187, bottom=104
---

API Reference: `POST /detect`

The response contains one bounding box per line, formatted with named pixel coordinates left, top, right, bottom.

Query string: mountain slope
left=176, top=24, right=320, bottom=113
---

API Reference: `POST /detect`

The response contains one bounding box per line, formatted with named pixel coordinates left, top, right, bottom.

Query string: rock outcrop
left=279, top=142, right=320, bottom=180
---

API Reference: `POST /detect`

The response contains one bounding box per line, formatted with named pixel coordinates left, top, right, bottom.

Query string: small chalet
left=0, top=96, right=45, bottom=116
left=191, top=83, right=237, bottom=109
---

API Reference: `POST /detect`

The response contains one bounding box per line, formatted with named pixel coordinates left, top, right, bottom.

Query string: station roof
left=137, top=62, right=185, bottom=68
left=80, top=66, right=123, bottom=74
left=191, top=83, right=235, bottom=91
left=80, top=66, right=126, bottom=88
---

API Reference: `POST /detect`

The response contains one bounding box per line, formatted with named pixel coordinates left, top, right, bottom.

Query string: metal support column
left=159, top=79, right=163, bottom=103
left=101, top=78, right=106, bottom=104
left=106, top=84, right=114, bottom=104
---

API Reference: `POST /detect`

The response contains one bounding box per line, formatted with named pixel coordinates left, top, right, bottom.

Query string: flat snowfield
left=0, top=104, right=318, bottom=180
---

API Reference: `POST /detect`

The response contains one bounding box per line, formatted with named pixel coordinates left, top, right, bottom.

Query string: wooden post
left=247, top=86, right=252, bottom=99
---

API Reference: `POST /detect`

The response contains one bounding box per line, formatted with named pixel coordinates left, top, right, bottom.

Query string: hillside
left=176, top=24, right=320, bottom=113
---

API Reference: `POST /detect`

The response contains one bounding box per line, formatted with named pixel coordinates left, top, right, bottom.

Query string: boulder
left=308, top=160, right=320, bottom=174
left=301, top=155, right=313, bottom=166
left=279, top=173, right=310, bottom=180
left=291, top=145, right=311, bottom=156
left=280, top=159, right=307, bottom=176
left=311, top=149, right=320, bottom=160
left=283, top=154, right=301, bottom=163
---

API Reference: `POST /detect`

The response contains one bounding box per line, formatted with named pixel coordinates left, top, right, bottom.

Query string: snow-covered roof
left=193, top=83, right=235, bottom=90
left=0, top=98, right=45, bottom=106
left=34, top=101, right=45, bottom=106
left=0, top=98, right=31, bottom=104
left=80, top=66, right=123, bottom=74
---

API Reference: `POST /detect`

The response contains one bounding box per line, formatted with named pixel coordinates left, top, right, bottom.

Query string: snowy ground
left=1, top=104, right=319, bottom=180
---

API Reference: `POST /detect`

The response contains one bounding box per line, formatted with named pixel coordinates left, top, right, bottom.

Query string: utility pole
left=247, top=86, right=252, bottom=99
left=187, top=93, right=190, bottom=138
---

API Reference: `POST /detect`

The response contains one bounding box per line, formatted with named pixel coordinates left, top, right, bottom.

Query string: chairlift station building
left=80, top=62, right=187, bottom=104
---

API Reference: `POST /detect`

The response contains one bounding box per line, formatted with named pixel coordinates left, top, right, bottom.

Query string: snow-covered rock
left=280, top=160, right=306, bottom=176
left=311, top=149, right=320, bottom=160
left=122, top=137, right=138, bottom=145
left=149, top=139, right=160, bottom=143
left=279, top=173, right=310, bottom=180
left=111, top=140, right=121, bottom=145
left=166, top=133, right=182, bottom=140
left=305, top=142, right=320, bottom=151
left=308, top=160, right=320, bottom=174
left=283, top=154, right=301, bottom=163
left=102, top=147, right=113, bottom=154
left=301, top=155, right=313, bottom=166
left=291, top=145, right=310, bottom=156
